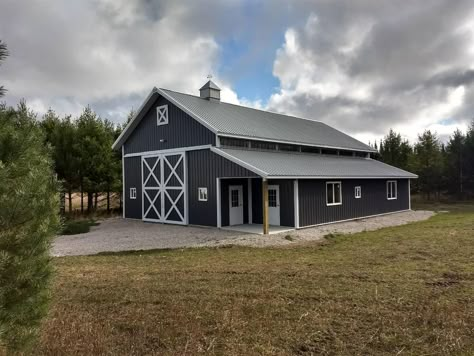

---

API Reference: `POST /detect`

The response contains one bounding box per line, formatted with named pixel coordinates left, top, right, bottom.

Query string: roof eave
left=217, top=133, right=377, bottom=153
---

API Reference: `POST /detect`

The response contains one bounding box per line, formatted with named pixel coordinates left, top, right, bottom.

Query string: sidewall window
left=198, top=187, right=208, bottom=201
left=355, top=186, right=361, bottom=199
left=130, top=187, right=137, bottom=200
left=387, top=180, right=397, bottom=200
left=326, top=181, right=342, bottom=206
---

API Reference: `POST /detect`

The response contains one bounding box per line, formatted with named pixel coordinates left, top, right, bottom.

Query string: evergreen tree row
left=40, top=107, right=124, bottom=214
left=372, top=123, right=474, bottom=200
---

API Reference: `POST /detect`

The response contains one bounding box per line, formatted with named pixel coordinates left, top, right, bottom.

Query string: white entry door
left=268, top=185, right=280, bottom=226
left=229, top=185, right=243, bottom=225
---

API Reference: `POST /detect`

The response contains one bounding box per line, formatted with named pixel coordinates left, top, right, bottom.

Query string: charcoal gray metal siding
left=221, top=179, right=250, bottom=226
left=250, top=179, right=295, bottom=227
left=298, top=179, right=410, bottom=227
left=187, top=149, right=258, bottom=226
left=124, top=156, right=142, bottom=219
left=124, top=96, right=215, bottom=154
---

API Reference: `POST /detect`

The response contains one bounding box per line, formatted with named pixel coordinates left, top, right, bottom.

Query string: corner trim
left=294, top=180, right=299, bottom=228
left=122, top=145, right=125, bottom=219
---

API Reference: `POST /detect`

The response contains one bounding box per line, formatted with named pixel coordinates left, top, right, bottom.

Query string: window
left=250, top=140, right=277, bottom=151
left=156, top=105, right=168, bottom=126
left=268, top=189, right=277, bottom=207
left=220, top=137, right=250, bottom=148
left=231, top=189, right=239, bottom=207
left=387, top=180, right=397, bottom=200
left=326, top=181, right=342, bottom=206
left=278, top=143, right=299, bottom=152
left=355, top=186, right=361, bottom=199
left=130, top=187, right=137, bottom=200
left=198, top=187, right=208, bottom=202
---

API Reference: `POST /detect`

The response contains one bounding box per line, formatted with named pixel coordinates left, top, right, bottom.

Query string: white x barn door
left=141, top=152, right=187, bottom=224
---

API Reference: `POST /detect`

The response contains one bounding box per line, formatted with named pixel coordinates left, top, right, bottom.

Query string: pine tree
left=0, top=102, right=60, bottom=353
left=413, top=130, right=444, bottom=200
left=444, top=129, right=465, bottom=198
left=0, top=40, right=8, bottom=98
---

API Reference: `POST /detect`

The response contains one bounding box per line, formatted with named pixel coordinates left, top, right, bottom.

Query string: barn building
left=113, top=81, right=417, bottom=234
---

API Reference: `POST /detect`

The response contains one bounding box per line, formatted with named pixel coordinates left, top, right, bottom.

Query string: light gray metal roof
left=211, top=147, right=418, bottom=179
left=199, top=80, right=221, bottom=90
left=161, top=89, right=375, bottom=152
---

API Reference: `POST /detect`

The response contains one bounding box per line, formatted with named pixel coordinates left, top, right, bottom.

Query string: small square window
left=198, top=187, right=208, bottom=201
left=157, top=105, right=168, bottom=126
left=130, top=187, right=137, bottom=200
left=355, top=186, right=361, bottom=199
left=387, top=181, right=397, bottom=200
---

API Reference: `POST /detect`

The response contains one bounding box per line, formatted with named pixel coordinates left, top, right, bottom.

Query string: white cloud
left=266, top=2, right=474, bottom=144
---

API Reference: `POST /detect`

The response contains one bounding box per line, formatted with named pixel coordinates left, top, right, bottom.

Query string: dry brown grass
left=35, top=204, right=474, bottom=355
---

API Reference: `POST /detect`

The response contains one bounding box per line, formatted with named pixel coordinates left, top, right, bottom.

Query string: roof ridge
left=159, top=87, right=374, bottom=152
left=159, top=87, right=327, bottom=125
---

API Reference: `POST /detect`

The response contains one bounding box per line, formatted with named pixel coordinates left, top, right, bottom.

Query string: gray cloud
left=0, top=0, right=473, bottom=142
left=265, top=0, right=474, bottom=143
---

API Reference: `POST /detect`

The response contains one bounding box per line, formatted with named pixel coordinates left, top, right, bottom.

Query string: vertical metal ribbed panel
left=124, top=96, right=215, bottom=154
left=124, top=156, right=142, bottom=219
left=298, top=179, right=409, bottom=227
left=187, top=149, right=258, bottom=226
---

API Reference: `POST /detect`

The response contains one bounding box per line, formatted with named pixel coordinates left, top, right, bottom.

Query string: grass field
left=36, top=204, right=473, bottom=355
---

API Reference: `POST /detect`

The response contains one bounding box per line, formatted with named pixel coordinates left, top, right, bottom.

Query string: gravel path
left=52, top=210, right=435, bottom=256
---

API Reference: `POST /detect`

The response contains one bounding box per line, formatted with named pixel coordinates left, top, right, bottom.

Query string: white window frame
left=130, top=187, right=137, bottom=200
left=198, top=187, right=208, bottom=202
left=387, top=180, right=397, bottom=200
left=326, top=181, right=342, bottom=206
left=354, top=186, right=362, bottom=199
left=156, top=104, right=168, bottom=126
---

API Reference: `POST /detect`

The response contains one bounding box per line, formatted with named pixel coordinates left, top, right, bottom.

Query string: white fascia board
left=217, top=133, right=377, bottom=153
left=124, top=144, right=212, bottom=158
left=112, top=88, right=159, bottom=150
left=266, top=175, right=418, bottom=179
left=157, top=88, right=218, bottom=134
left=210, top=147, right=267, bottom=177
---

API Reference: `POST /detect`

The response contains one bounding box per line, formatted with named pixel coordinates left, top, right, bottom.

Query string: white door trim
left=268, top=184, right=280, bottom=226
left=248, top=178, right=253, bottom=224
left=216, top=178, right=222, bottom=228
left=229, top=185, right=244, bottom=226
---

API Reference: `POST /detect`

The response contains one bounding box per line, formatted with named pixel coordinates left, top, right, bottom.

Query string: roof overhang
left=210, top=147, right=418, bottom=179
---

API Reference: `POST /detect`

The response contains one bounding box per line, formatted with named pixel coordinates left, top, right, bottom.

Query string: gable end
left=123, top=95, right=216, bottom=155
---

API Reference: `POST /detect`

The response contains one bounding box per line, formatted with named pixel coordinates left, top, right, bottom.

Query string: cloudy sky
left=1, top=0, right=474, bottom=144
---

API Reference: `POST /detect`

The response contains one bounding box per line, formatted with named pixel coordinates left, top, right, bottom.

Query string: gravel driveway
left=52, top=210, right=435, bottom=256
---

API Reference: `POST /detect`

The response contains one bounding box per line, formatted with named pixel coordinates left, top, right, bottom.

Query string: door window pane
left=231, top=189, right=239, bottom=207
left=268, top=189, right=277, bottom=207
